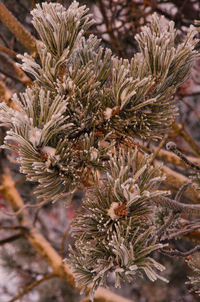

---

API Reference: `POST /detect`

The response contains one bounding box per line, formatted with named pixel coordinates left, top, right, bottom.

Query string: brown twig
left=98, top=0, right=122, bottom=56
left=175, top=181, right=192, bottom=201
left=0, top=44, right=17, bottom=58
left=7, top=273, right=57, bottom=302
left=172, top=122, right=200, bottom=156
left=158, top=163, right=200, bottom=203
left=0, top=2, right=37, bottom=55
left=0, top=52, right=31, bottom=85
left=166, top=141, right=200, bottom=172
left=154, top=195, right=200, bottom=215
left=60, top=224, right=71, bottom=259
left=184, top=229, right=200, bottom=243
left=149, top=133, right=169, bottom=164
left=0, top=80, right=12, bottom=102
left=155, top=148, right=200, bottom=169
left=0, top=80, right=19, bottom=110
left=0, top=233, right=23, bottom=246
left=163, top=223, right=200, bottom=241
left=0, top=32, right=9, bottom=47
left=161, top=245, right=200, bottom=258
left=181, top=98, right=200, bottom=121
left=0, top=199, right=50, bottom=217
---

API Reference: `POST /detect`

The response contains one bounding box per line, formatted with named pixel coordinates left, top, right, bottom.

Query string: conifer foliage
left=0, top=1, right=199, bottom=300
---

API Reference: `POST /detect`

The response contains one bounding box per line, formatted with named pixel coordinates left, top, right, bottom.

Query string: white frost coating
left=107, top=202, right=120, bottom=220
left=28, top=127, right=42, bottom=147
left=122, top=183, right=140, bottom=201
left=41, top=146, right=61, bottom=167
left=42, top=146, right=57, bottom=157
left=90, top=148, right=98, bottom=161
left=104, top=108, right=113, bottom=120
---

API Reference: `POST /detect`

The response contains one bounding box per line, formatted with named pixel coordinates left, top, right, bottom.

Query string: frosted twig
left=162, top=223, right=200, bottom=240
left=157, top=211, right=180, bottom=239
left=161, top=245, right=200, bottom=258
left=171, top=123, right=200, bottom=156
left=166, top=141, right=200, bottom=172
left=154, top=195, right=200, bottom=215
left=175, top=181, right=192, bottom=201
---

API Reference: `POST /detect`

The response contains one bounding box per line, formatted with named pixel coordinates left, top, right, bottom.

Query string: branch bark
left=172, top=122, right=200, bottom=156
left=0, top=2, right=37, bottom=55
left=157, top=163, right=200, bottom=203
left=156, top=149, right=200, bottom=169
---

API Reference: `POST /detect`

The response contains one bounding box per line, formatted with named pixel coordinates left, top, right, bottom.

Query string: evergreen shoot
left=0, top=1, right=199, bottom=300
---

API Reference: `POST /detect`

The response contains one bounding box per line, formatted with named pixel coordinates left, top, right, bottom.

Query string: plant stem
left=0, top=2, right=37, bottom=55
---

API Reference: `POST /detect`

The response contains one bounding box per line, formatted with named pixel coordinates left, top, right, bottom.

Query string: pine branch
left=1, top=166, right=133, bottom=302
left=0, top=2, right=200, bottom=299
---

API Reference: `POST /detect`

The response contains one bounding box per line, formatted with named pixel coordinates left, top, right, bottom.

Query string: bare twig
left=154, top=161, right=200, bottom=203
left=0, top=233, right=23, bottom=246
left=161, top=217, right=200, bottom=241
left=0, top=2, right=37, bottom=55
left=98, top=0, right=122, bottom=56
left=156, top=182, right=193, bottom=239
left=165, top=223, right=200, bottom=241
left=7, top=273, right=57, bottom=302
left=0, top=32, right=9, bottom=47
left=0, top=80, right=12, bottom=102
left=0, top=199, right=50, bottom=217
left=166, top=141, right=200, bottom=172
left=60, top=224, right=71, bottom=259
left=155, top=148, right=200, bottom=169
left=154, top=195, right=200, bottom=215
left=175, top=181, right=192, bottom=201
left=0, top=44, right=17, bottom=58
left=0, top=52, right=31, bottom=85
left=161, top=245, right=200, bottom=258
left=0, top=80, right=19, bottom=110
left=149, top=133, right=169, bottom=164
left=171, top=122, right=200, bottom=156
left=181, top=98, right=200, bottom=121
left=157, top=211, right=180, bottom=239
